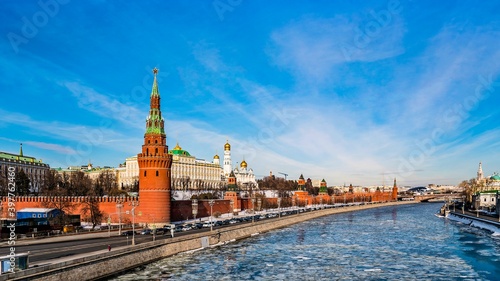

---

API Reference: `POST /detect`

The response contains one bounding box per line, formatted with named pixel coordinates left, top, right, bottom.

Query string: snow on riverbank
left=447, top=213, right=500, bottom=236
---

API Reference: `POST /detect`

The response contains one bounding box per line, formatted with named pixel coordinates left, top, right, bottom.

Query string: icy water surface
left=108, top=203, right=500, bottom=280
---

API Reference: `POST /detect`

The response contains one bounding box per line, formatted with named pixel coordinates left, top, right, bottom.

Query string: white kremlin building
left=116, top=140, right=257, bottom=191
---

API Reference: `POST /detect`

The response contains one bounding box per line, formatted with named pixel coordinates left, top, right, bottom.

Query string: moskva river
left=109, top=203, right=500, bottom=280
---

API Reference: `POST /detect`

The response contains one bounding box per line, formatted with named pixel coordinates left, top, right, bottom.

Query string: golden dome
left=173, top=143, right=182, bottom=150
left=224, top=140, right=231, bottom=151
left=214, top=154, right=220, bottom=159
left=240, top=160, right=247, bottom=168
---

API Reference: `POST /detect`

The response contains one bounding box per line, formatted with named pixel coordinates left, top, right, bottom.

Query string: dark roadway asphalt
left=0, top=219, right=254, bottom=264
left=0, top=227, right=214, bottom=264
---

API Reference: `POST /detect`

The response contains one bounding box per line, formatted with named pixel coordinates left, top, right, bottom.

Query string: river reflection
left=108, top=203, right=500, bottom=281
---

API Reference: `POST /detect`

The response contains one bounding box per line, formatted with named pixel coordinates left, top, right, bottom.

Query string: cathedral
left=222, top=140, right=257, bottom=189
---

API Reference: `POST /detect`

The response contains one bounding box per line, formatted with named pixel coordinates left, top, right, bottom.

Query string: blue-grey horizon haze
left=1, top=0, right=499, bottom=186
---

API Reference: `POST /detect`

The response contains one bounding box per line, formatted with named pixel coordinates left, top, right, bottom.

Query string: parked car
left=121, top=230, right=135, bottom=236
left=202, top=222, right=214, bottom=228
left=140, top=229, right=152, bottom=235
left=154, top=228, right=165, bottom=235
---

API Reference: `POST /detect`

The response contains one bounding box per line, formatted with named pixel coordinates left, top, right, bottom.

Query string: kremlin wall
left=0, top=68, right=397, bottom=227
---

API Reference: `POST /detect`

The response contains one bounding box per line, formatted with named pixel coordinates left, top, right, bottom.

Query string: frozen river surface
left=108, top=203, right=500, bottom=281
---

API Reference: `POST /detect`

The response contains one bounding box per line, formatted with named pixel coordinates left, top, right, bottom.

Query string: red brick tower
left=392, top=178, right=398, bottom=201
left=224, top=168, right=242, bottom=212
left=137, top=68, right=173, bottom=225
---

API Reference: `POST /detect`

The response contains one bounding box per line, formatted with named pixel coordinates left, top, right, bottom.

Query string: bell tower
left=137, top=67, right=173, bottom=225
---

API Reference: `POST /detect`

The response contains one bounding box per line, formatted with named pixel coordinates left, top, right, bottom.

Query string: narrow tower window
left=144, top=171, right=147, bottom=177
left=156, top=170, right=159, bottom=176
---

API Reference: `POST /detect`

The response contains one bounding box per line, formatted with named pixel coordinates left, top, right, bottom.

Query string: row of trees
left=256, top=176, right=336, bottom=197
left=0, top=169, right=130, bottom=229
left=44, top=170, right=130, bottom=229
left=0, top=168, right=35, bottom=196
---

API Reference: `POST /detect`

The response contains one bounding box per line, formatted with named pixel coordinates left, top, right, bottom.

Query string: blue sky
left=1, top=0, right=499, bottom=187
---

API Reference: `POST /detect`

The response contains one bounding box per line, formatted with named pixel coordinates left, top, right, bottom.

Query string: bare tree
left=81, top=196, right=104, bottom=230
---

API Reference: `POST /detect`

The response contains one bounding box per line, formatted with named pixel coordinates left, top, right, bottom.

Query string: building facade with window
left=0, top=145, right=50, bottom=194
left=169, top=143, right=223, bottom=190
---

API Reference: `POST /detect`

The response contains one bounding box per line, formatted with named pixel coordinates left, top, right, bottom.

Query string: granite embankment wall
left=1, top=201, right=417, bottom=281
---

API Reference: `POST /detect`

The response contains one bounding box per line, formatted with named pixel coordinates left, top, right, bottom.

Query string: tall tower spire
left=19, top=143, right=23, bottom=156
left=392, top=178, right=398, bottom=201
left=137, top=67, right=173, bottom=225
left=477, top=162, right=484, bottom=182
left=145, top=67, right=165, bottom=135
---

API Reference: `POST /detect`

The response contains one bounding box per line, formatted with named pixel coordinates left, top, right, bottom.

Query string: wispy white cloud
left=23, top=141, right=77, bottom=154
left=62, top=81, right=144, bottom=129
left=268, top=15, right=406, bottom=83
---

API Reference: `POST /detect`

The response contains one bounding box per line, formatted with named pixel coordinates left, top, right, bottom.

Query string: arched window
left=146, top=148, right=149, bottom=155
left=144, top=171, right=147, bottom=177
left=155, top=148, right=158, bottom=154
left=156, top=171, right=159, bottom=176
left=155, top=140, right=158, bottom=144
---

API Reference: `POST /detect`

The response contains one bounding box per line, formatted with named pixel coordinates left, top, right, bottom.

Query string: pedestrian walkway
left=449, top=210, right=500, bottom=227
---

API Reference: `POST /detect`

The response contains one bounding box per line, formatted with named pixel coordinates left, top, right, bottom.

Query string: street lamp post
left=147, top=214, right=156, bottom=242
left=129, top=201, right=139, bottom=246
left=230, top=199, right=234, bottom=218
left=462, top=195, right=465, bottom=214
left=209, top=200, right=215, bottom=231
left=116, top=197, right=124, bottom=236
left=476, top=197, right=480, bottom=218
left=277, top=197, right=282, bottom=218
left=107, top=214, right=111, bottom=237
left=192, top=199, right=198, bottom=221
left=320, top=197, right=323, bottom=209
left=251, top=197, right=256, bottom=223
left=257, top=198, right=262, bottom=213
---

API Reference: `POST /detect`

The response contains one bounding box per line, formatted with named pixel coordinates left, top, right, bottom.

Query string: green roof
left=476, top=190, right=499, bottom=194
left=490, top=174, right=500, bottom=181
left=168, top=143, right=191, bottom=156
left=0, top=151, right=45, bottom=164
